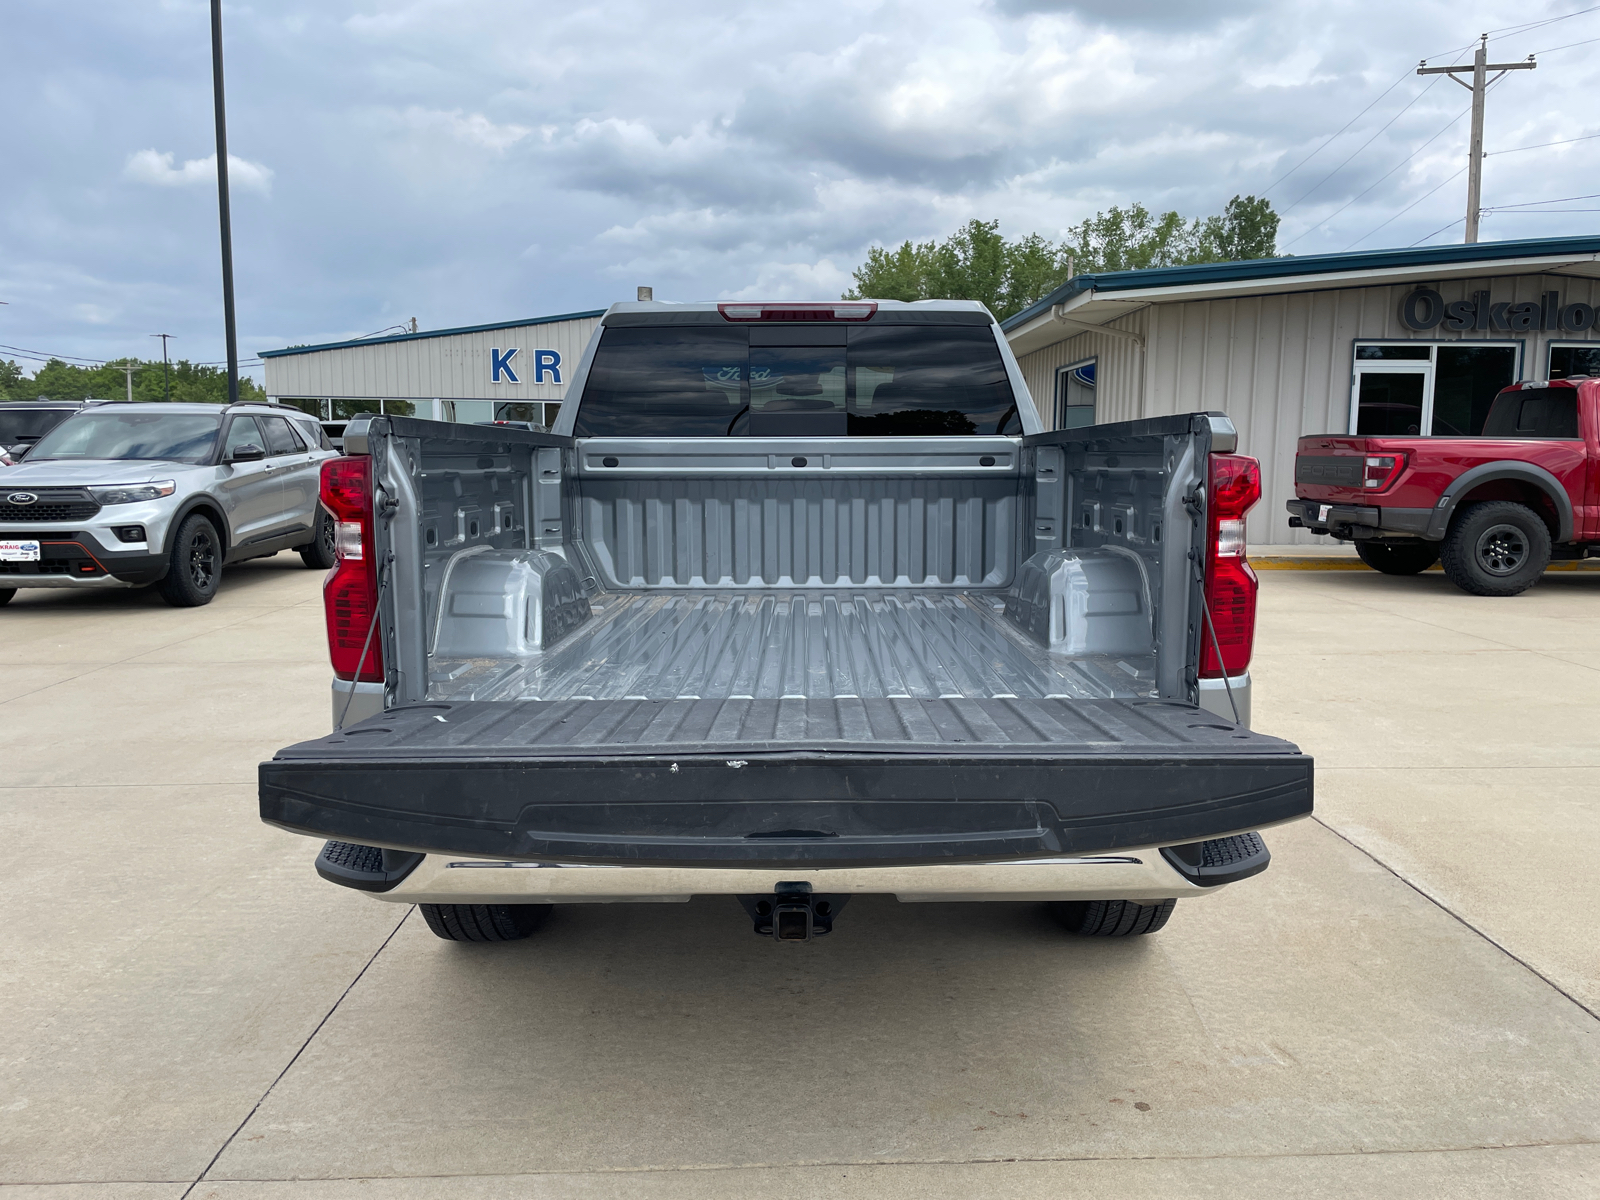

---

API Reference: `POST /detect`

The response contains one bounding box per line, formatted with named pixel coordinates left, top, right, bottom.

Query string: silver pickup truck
left=260, top=299, right=1312, bottom=946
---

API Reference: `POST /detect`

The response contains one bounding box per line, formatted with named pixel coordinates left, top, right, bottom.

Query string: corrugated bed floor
left=427, top=590, right=1155, bottom=703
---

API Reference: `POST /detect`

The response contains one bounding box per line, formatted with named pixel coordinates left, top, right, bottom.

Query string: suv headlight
left=91, top=481, right=176, bottom=505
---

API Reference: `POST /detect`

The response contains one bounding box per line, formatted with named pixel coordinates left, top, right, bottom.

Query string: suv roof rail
left=223, top=398, right=281, bottom=409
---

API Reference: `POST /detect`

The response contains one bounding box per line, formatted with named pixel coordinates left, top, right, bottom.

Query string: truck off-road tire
left=1439, top=501, right=1551, bottom=597
left=158, top=514, right=223, bottom=607
left=1051, top=898, right=1176, bottom=937
left=1356, top=540, right=1439, bottom=575
left=298, top=507, right=337, bottom=570
left=420, top=903, right=553, bottom=942
left=0, top=587, right=14, bottom=606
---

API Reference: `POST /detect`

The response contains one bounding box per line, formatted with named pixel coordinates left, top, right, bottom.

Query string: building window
left=1550, top=344, right=1600, bottom=380
left=1055, top=358, right=1097, bottom=430
left=280, top=398, right=329, bottom=421
left=1350, top=342, right=1518, bottom=437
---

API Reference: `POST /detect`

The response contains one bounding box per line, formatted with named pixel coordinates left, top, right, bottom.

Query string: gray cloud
left=1, top=0, right=1594, bottom=374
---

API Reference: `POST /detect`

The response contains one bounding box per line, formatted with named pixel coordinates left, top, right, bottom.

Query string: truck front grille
left=0, top=490, right=101, bottom=522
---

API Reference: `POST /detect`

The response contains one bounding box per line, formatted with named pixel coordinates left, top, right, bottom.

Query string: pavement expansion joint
left=178, top=908, right=415, bottom=1199
left=182, top=1137, right=1600, bottom=1185
left=1311, top=816, right=1600, bottom=1024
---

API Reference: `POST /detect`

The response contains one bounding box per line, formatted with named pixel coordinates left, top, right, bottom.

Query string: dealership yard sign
left=1401, top=288, right=1597, bottom=333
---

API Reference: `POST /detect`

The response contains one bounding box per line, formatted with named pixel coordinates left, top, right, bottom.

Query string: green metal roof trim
left=258, top=309, right=608, bottom=359
left=1000, top=235, right=1600, bottom=332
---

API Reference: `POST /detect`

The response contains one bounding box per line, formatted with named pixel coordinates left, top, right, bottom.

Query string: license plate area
left=0, top=540, right=41, bottom=562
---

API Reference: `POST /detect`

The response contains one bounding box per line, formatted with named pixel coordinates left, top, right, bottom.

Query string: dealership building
left=262, top=235, right=1600, bottom=545
left=261, top=308, right=605, bottom=434
left=1002, top=235, right=1600, bottom=542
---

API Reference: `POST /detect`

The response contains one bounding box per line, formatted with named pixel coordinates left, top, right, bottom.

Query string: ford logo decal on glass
left=7, top=493, right=38, bottom=506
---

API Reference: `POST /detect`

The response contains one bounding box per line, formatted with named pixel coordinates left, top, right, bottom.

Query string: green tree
left=4, top=358, right=265, bottom=405
left=1194, top=194, right=1280, bottom=263
left=844, top=196, right=1280, bottom=321
left=0, top=359, right=30, bottom=401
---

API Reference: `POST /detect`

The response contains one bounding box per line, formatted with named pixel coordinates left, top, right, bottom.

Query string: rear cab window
left=1481, top=388, right=1581, bottom=439
left=573, top=317, right=1019, bottom=437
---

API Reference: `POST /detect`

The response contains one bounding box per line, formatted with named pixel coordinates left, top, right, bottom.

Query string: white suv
left=0, top=401, right=339, bottom=607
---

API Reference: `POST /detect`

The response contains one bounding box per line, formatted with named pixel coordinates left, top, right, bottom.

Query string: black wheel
left=1439, top=501, right=1551, bottom=597
left=1051, top=898, right=1176, bottom=937
left=0, top=587, right=14, bottom=606
left=299, top=506, right=337, bottom=569
left=1355, top=540, right=1439, bottom=575
left=158, top=514, right=223, bottom=607
left=420, top=903, right=552, bottom=942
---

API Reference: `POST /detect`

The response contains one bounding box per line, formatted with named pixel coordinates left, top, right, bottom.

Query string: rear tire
left=420, top=903, right=552, bottom=942
left=1355, top=540, right=1439, bottom=575
left=1051, top=898, right=1176, bottom=937
left=298, top=506, right=337, bottom=569
left=0, top=587, right=14, bottom=606
left=158, top=514, right=222, bottom=607
left=1439, top=501, right=1551, bottom=597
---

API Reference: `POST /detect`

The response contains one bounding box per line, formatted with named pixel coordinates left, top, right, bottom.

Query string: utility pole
left=114, top=363, right=140, bottom=403
left=210, top=0, right=240, bottom=405
left=1419, top=35, right=1536, bottom=243
left=150, top=333, right=174, bottom=402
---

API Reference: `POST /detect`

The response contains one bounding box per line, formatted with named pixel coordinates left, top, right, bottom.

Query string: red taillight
left=1200, top=453, right=1261, bottom=679
left=717, top=302, right=877, bottom=321
left=320, top=456, right=384, bottom=683
left=1363, top=453, right=1403, bottom=490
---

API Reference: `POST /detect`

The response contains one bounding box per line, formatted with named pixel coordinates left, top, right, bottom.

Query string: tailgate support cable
left=335, top=555, right=391, bottom=731
left=1191, top=551, right=1241, bottom=725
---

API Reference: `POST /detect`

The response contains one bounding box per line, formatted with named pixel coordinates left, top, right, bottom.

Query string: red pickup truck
left=1287, top=377, right=1600, bottom=596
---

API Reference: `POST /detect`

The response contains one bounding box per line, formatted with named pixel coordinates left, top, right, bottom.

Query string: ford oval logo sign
left=7, top=492, right=38, bottom=506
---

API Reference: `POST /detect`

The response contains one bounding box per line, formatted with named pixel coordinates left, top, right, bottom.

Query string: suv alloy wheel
left=158, top=513, right=223, bottom=607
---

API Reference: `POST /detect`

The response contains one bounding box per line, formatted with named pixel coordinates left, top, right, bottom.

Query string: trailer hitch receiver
left=738, top=882, right=849, bottom=941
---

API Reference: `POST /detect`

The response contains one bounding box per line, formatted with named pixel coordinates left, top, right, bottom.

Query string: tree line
left=0, top=357, right=266, bottom=405
left=843, top=195, right=1281, bottom=322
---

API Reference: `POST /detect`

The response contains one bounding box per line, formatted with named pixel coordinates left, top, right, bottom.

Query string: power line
left=1478, top=5, right=1600, bottom=41
left=1283, top=104, right=1470, bottom=251
left=0, top=344, right=110, bottom=365
left=1279, top=71, right=1454, bottom=216
left=1483, top=192, right=1600, bottom=208
left=1488, top=130, right=1600, bottom=155
left=1526, top=34, right=1600, bottom=54
left=0, top=343, right=263, bottom=370
left=1264, top=10, right=1595, bottom=224
left=1411, top=215, right=1466, bottom=245
left=1260, top=67, right=1416, bottom=196
left=1346, top=165, right=1468, bottom=249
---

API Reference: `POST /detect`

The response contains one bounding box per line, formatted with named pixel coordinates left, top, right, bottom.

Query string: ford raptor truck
left=1289, top=376, right=1600, bottom=596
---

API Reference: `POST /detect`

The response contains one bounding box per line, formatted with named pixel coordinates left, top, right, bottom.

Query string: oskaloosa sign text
left=1401, top=288, right=1597, bottom=333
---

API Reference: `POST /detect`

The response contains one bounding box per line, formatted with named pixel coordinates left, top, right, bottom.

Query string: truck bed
left=427, top=588, right=1154, bottom=703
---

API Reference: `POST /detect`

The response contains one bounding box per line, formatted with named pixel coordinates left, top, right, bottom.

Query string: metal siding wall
left=1016, top=273, right=1600, bottom=545
left=264, top=316, right=602, bottom=402
left=1015, top=309, right=1149, bottom=429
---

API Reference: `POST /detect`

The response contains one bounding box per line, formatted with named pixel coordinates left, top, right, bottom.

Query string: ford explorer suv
left=1288, top=376, right=1600, bottom=595
left=259, top=299, right=1314, bottom=947
left=0, top=401, right=338, bottom=607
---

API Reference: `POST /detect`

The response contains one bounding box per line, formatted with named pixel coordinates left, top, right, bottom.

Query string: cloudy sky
left=4, top=0, right=1597, bottom=380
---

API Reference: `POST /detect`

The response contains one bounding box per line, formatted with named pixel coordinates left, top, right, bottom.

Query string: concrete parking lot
left=2, top=558, right=1598, bottom=1198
